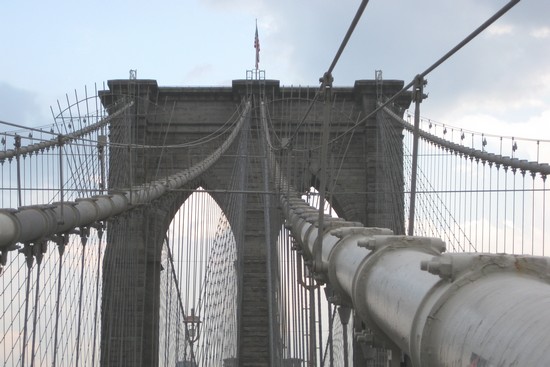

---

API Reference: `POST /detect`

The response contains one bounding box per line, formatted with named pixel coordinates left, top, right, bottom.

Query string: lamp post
left=183, top=308, right=201, bottom=366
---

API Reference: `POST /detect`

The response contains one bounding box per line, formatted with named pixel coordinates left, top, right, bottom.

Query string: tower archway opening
left=159, top=187, right=239, bottom=366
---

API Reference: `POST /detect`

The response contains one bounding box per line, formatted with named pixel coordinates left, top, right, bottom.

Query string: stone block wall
left=100, top=77, right=410, bottom=366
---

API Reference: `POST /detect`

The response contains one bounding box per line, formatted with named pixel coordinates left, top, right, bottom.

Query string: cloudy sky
left=1, top=0, right=549, bottom=152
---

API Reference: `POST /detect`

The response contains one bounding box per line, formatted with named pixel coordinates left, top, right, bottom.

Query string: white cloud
left=531, top=26, right=550, bottom=39
left=436, top=106, right=550, bottom=164
left=0, top=82, right=46, bottom=126
left=487, top=23, right=514, bottom=36
left=184, top=64, right=215, bottom=84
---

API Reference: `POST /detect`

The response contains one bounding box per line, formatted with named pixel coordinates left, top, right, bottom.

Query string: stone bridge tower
left=98, top=78, right=410, bottom=366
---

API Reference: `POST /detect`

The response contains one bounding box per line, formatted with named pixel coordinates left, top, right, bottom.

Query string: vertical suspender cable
left=496, top=164, right=501, bottom=251
left=310, top=76, right=333, bottom=365
left=29, top=244, right=43, bottom=367
left=260, top=101, right=276, bottom=366
left=163, top=239, right=170, bottom=367
left=316, top=286, right=323, bottom=365
left=52, top=236, right=65, bottom=366
left=475, top=158, right=480, bottom=250
left=531, top=172, right=536, bottom=254
left=521, top=170, right=526, bottom=254
left=481, top=161, right=486, bottom=252
left=91, top=227, right=103, bottom=366
left=543, top=175, right=547, bottom=255
left=503, top=166, right=508, bottom=253
left=408, top=75, right=426, bottom=236
left=512, top=168, right=517, bottom=253
left=20, top=245, right=33, bottom=367
left=458, top=152, right=464, bottom=249
left=75, top=233, right=87, bottom=366
left=328, top=303, right=334, bottom=366
left=15, top=135, right=22, bottom=207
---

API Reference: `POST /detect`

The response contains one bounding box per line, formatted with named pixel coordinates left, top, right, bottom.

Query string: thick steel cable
left=287, top=0, right=370, bottom=147
left=264, top=98, right=352, bottom=366
left=0, top=102, right=251, bottom=252
left=383, top=105, right=550, bottom=178
left=310, top=0, right=522, bottom=152
left=326, top=0, right=370, bottom=76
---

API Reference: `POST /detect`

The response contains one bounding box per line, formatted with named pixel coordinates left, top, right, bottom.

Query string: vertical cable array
left=0, top=86, right=113, bottom=366
left=0, top=226, right=106, bottom=366
left=383, top=105, right=550, bottom=256
left=154, top=100, right=251, bottom=366
left=263, top=86, right=359, bottom=366
left=1, top=70, right=546, bottom=367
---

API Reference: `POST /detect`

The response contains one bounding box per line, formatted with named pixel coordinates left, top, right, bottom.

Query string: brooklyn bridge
left=2, top=0, right=550, bottom=366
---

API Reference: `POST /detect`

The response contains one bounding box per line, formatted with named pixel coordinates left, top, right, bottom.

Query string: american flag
left=254, top=23, right=260, bottom=69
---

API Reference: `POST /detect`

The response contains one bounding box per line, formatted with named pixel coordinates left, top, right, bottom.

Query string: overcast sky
left=1, top=0, right=549, bottom=152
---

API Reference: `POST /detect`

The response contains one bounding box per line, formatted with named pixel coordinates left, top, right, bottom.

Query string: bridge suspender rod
left=408, top=76, right=427, bottom=236
left=315, top=74, right=333, bottom=263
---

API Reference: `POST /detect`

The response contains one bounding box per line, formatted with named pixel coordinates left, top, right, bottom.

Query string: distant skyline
left=1, top=0, right=549, bottom=148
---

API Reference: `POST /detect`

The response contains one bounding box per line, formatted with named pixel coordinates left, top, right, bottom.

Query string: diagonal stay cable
left=326, top=0, right=371, bottom=76
left=287, top=0, right=370, bottom=146
left=316, top=0, right=521, bottom=150
left=163, top=235, right=197, bottom=361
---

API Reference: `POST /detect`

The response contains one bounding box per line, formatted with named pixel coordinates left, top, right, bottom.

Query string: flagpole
left=254, top=19, right=260, bottom=72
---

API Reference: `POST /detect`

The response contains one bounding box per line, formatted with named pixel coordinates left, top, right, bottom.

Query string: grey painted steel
left=0, top=102, right=250, bottom=250
left=277, top=192, right=550, bottom=366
